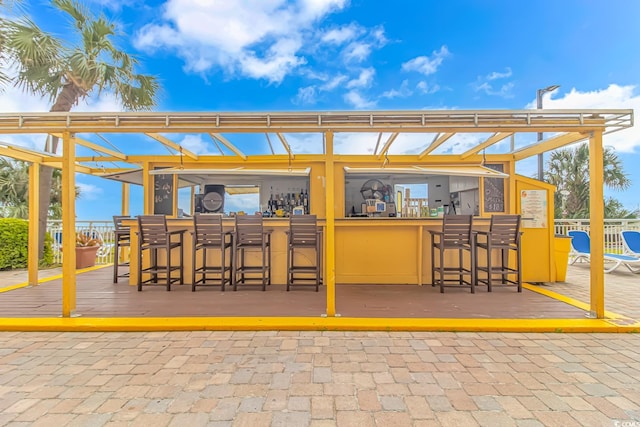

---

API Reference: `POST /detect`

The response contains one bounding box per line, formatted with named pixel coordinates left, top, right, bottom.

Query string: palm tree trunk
left=36, top=82, right=82, bottom=259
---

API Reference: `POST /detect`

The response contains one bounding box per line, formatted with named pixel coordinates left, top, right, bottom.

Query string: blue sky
left=2, top=0, right=640, bottom=219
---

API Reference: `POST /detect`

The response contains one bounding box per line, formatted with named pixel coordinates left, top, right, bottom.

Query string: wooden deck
left=0, top=266, right=589, bottom=319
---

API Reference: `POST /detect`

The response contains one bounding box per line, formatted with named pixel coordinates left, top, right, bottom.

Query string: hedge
left=0, top=218, right=53, bottom=270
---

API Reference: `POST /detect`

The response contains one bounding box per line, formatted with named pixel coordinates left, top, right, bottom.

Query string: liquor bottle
left=303, top=189, right=309, bottom=214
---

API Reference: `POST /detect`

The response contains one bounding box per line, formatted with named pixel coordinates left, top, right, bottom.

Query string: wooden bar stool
left=429, top=215, right=475, bottom=293
left=474, top=214, right=522, bottom=292
left=113, top=215, right=131, bottom=283
left=286, top=215, right=322, bottom=291
left=191, top=213, right=233, bottom=291
left=232, top=215, right=272, bottom=291
left=136, top=215, right=185, bottom=291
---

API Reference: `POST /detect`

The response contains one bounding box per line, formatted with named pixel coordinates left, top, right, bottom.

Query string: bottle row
left=267, top=189, right=309, bottom=215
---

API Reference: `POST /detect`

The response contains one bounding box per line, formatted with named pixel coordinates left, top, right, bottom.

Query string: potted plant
left=75, top=231, right=103, bottom=269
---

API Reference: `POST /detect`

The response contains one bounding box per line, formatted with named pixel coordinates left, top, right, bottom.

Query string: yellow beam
left=376, top=132, right=399, bottom=159
left=122, top=183, right=130, bottom=216
left=144, top=133, right=199, bottom=160
left=73, top=156, right=126, bottom=163
left=210, top=133, right=247, bottom=160
left=589, top=131, right=605, bottom=319
left=513, top=132, right=587, bottom=160
left=460, top=132, right=513, bottom=159
left=28, top=163, right=39, bottom=287
left=276, top=133, right=293, bottom=159
left=325, top=131, right=336, bottom=317
left=61, top=132, right=77, bottom=317
left=0, top=146, right=44, bottom=163
left=417, top=133, right=454, bottom=159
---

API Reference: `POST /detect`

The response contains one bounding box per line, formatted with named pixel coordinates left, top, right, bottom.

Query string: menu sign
left=153, top=173, right=174, bottom=215
left=484, top=164, right=505, bottom=212
left=520, top=189, right=547, bottom=228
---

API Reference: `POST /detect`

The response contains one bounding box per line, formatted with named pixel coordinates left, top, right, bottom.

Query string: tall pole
left=536, top=90, right=544, bottom=181
left=536, top=85, right=560, bottom=181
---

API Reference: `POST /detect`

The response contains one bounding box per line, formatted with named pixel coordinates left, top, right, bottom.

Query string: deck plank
left=0, top=267, right=587, bottom=319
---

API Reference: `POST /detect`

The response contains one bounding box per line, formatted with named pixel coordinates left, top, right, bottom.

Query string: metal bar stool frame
left=286, top=215, right=322, bottom=291
left=232, top=215, right=272, bottom=291
left=429, top=214, right=475, bottom=293
left=136, top=215, right=185, bottom=291
left=113, top=215, right=131, bottom=283
left=191, top=213, right=233, bottom=291
left=474, top=214, right=522, bottom=292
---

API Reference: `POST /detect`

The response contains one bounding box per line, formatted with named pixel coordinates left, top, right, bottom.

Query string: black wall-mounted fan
left=360, top=179, right=385, bottom=200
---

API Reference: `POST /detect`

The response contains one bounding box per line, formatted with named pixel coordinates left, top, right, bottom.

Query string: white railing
left=554, top=219, right=640, bottom=253
left=47, top=220, right=115, bottom=265
left=45, top=218, right=640, bottom=264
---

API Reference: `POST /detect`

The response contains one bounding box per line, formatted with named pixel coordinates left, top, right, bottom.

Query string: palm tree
left=2, top=0, right=159, bottom=257
left=545, top=143, right=632, bottom=219
left=0, top=157, right=76, bottom=219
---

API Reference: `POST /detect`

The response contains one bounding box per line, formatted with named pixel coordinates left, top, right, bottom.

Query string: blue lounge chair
left=568, top=230, right=640, bottom=274
left=621, top=230, right=640, bottom=257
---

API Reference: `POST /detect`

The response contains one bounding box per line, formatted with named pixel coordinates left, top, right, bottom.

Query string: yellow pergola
left=0, top=109, right=633, bottom=328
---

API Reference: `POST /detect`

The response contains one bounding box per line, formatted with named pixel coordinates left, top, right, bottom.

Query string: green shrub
left=0, top=218, right=53, bottom=270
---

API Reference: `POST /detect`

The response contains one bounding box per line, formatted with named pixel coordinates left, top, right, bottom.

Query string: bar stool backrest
left=113, top=215, right=131, bottom=233
left=138, top=215, right=169, bottom=245
left=442, top=214, right=473, bottom=245
left=290, top=215, right=318, bottom=246
left=194, top=214, right=224, bottom=245
left=235, top=215, right=264, bottom=245
left=488, top=214, right=521, bottom=246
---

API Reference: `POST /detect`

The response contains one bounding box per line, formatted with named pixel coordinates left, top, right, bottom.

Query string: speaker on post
left=194, top=194, right=205, bottom=213
left=202, top=185, right=225, bottom=213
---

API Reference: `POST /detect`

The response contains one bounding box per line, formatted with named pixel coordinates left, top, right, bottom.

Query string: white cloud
left=381, top=80, right=412, bottom=99
left=416, top=81, right=440, bottom=94
left=487, top=67, right=512, bottom=80
left=76, top=181, right=104, bottom=200
left=346, top=68, right=375, bottom=89
left=320, top=74, right=348, bottom=91
left=401, top=46, right=450, bottom=76
left=134, top=0, right=348, bottom=84
left=294, top=86, right=317, bottom=105
left=343, top=91, right=376, bottom=109
left=530, top=84, right=640, bottom=153
left=334, top=133, right=378, bottom=154
left=178, top=134, right=218, bottom=155
left=343, top=42, right=372, bottom=63
left=321, top=23, right=361, bottom=45
left=474, top=81, right=515, bottom=97
left=473, top=67, right=514, bottom=98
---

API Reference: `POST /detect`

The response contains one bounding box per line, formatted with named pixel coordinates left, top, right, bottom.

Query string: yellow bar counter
left=125, top=217, right=506, bottom=288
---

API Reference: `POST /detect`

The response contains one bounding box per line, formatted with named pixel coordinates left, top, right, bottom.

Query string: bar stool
left=137, top=215, right=185, bottom=291
left=232, top=215, right=272, bottom=291
left=474, top=214, right=522, bottom=292
left=429, top=215, right=475, bottom=293
left=286, top=215, right=322, bottom=291
left=191, top=213, right=233, bottom=291
left=113, top=215, right=131, bottom=283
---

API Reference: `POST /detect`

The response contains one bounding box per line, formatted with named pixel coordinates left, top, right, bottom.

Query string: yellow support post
left=173, top=174, right=179, bottom=216
left=325, top=131, right=336, bottom=317
left=190, top=185, right=196, bottom=215
left=142, top=163, right=152, bottom=214
left=122, top=183, right=130, bottom=216
left=61, top=132, right=77, bottom=317
left=588, top=130, right=605, bottom=319
left=28, top=163, right=40, bottom=287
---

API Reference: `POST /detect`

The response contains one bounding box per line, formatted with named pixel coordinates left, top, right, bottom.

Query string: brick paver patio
left=1, top=330, right=639, bottom=426
left=1, top=264, right=639, bottom=425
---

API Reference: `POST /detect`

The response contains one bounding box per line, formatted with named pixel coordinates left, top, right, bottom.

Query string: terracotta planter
left=75, top=246, right=100, bottom=269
